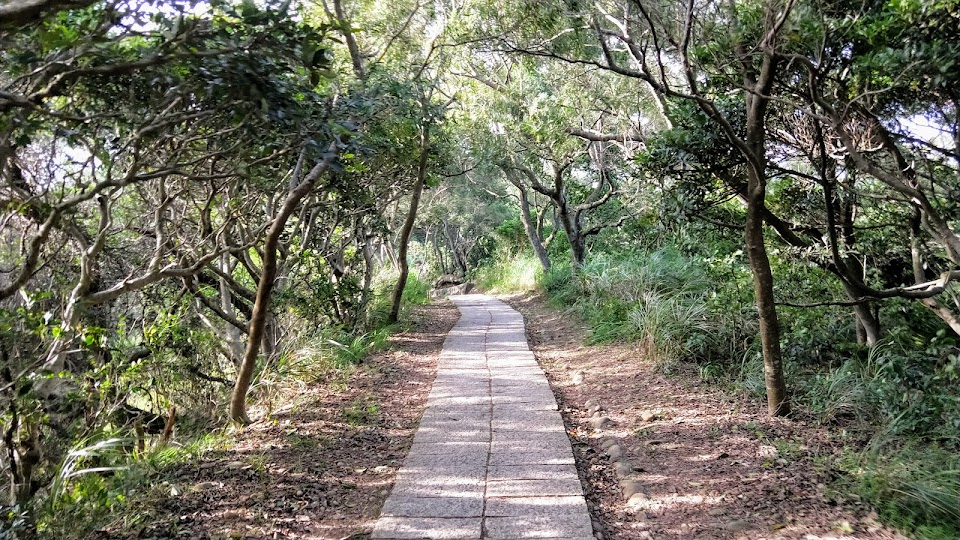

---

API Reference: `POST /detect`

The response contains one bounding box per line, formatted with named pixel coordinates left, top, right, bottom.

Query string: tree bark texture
left=744, top=171, right=790, bottom=416
left=736, top=18, right=790, bottom=416
left=912, top=213, right=960, bottom=336
left=229, top=147, right=338, bottom=424
left=556, top=201, right=585, bottom=270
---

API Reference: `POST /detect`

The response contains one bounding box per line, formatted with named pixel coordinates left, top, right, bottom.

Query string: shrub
left=628, top=290, right=711, bottom=366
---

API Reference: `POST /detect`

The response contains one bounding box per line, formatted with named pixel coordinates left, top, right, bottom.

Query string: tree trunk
left=357, top=228, right=376, bottom=331
left=852, top=302, right=881, bottom=345
left=912, top=212, right=960, bottom=336
left=383, top=237, right=399, bottom=270
left=556, top=203, right=585, bottom=270
left=229, top=148, right=338, bottom=424
left=388, top=121, right=430, bottom=324
left=920, top=298, right=960, bottom=336
left=441, top=219, right=468, bottom=275
left=744, top=171, right=790, bottom=416
left=517, top=184, right=551, bottom=272
left=738, top=42, right=789, bottom=416
left=332, top=0, right=365, bottom=80
left=570, top=234, right=586, bottom=270
left=840, top=256, right=880, bottom=346
left=219, top=255, right=245, bottom=366
left=261, top=312, right=278, bottom=360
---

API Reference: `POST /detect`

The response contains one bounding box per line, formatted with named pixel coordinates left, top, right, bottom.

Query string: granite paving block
left=421, top=412, right=489, bottom=422
left=437, top=362, right=489, bottom=370
left=491, top=362, right=543, bottom=370
left=489, top=376, right=541, bottom=385
left=403, top=450, right=490, bottom=468
left=427, top=387, right=490, bottom=399
left=486, top=464, right=581, bottom=482
left=381, top=495, right=484, bottom=518
left=491, top=404, right=563, bottom=416
left=390, top=477, right=486, bottom=498
left=489, top=396, right=558, bottom=410
left=408, top=441, right=490, bottom=455
left=421, top=405, right=492, bottom=418
left=491, top=407, right=564, bottom=421
left=430, top=378, right=490, bottom=387
left=393, top=465, right=486, bottom=485
left=418, top=420, right=491, bottom=434
left=489, top=380, right=552, bottom=392
left=419, top=413, right=491, bottom=425
left=491, top=428, right=570, bottom=441
left=490, top=438, right=574, bottom=455
left=487, top=352, right=537, bottom=360
left=488, top=451, right=575, bottom=466
left=492, top=418, right=567, bottom=433
left=486, top=477, right=584, bottom=497
left=488, top=387, right=553, bottom=397
left=484, top=515, right=593, bottom=539
left=370, top=517, right=482, bottom=539
left=438, top=352, right=487, bottom=359
left=430, top=392, right=493, bottom=407
left=489, top=370, right=544, bottom=380
left=488, top=388, right=556, bottom=399
left=412, top=428, right=490, bottom=443
left=484, top=496, right=590, bottom=517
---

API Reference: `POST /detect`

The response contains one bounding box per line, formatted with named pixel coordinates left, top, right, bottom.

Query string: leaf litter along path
left=97, top=295, right=907, bottom=540
left=96, top=301, right=459, bottom=540
left=504, top=293, right=907, bottom=540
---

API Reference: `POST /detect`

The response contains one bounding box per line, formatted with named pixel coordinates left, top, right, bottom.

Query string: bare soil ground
left=95, top=301, right=458, bottom=540
left=504, top=293, right=907, bottom=540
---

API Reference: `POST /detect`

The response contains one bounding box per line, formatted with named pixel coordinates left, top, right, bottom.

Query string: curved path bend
left=371, top=294, right=593, bottom=540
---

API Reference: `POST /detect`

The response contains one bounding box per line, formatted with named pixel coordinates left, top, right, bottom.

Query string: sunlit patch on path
left=371, top=294, right=594, bottom=539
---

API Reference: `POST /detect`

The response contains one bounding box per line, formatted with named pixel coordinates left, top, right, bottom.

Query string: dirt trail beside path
left=506, top=293, right=906, bottom=540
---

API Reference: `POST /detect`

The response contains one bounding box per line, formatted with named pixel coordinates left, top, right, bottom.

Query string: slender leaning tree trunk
left=744, top=168, right=790, bottom=416
left=518, top=185, right=551, bottom=272
left=388, top=121, right=430, bottom=324
left=230, top=148, right=338, bottom=424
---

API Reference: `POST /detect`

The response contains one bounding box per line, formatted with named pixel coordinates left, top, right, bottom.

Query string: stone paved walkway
left=371, top=294, right=594, bottom=540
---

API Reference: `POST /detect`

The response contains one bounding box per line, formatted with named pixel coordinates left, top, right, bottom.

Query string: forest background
left=0, top=0, right=958, bottom=538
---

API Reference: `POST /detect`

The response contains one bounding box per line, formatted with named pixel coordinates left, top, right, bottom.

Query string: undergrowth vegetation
left=7, top=272, right=430, bottom=539
left=543, top=250, right=713, bottom=361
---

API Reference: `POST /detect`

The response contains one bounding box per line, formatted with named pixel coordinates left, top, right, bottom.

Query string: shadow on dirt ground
left=505, top=293, right=906, bottom=540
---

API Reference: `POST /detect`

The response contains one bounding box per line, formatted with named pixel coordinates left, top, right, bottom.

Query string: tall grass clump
left=800, top=344, right=897, bottom=425
left=472, top=253, right=541, bottom=293
left=366, top=269, right=431, bottom=327
left=841, top=445, right=960, bottom=540
left=542, top=249, right=715, bottom=366
left=794, top=339, right=960, bottom=539
left=629, top=291, right=711, bottom=366
left=252, top=267, right=422, bottom=410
